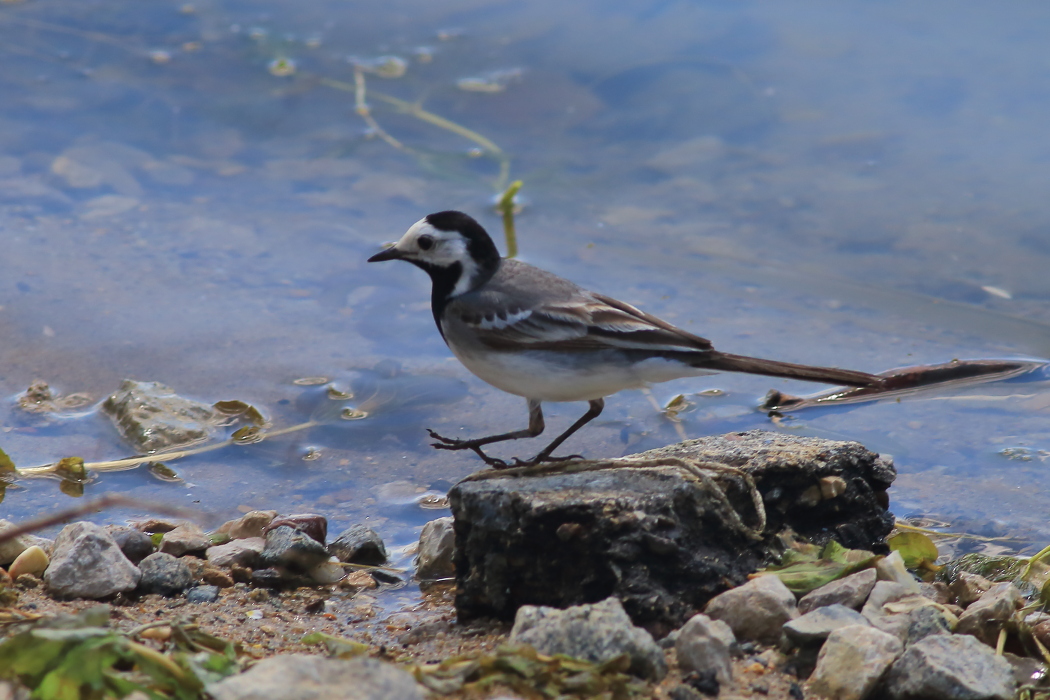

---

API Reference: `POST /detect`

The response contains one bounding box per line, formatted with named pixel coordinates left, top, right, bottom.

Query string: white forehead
left=396, top=218, right=458, bottom=248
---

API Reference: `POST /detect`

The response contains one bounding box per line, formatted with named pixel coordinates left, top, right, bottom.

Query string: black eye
left=417, top=234, right=434, bottom=251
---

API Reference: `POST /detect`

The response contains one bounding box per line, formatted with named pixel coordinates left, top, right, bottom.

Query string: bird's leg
left=513, top=398, right=604, bottom=467
left=428, top=399, right=545, bottom=468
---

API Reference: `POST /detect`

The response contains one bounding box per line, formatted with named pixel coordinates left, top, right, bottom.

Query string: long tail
left=693, top=351, right=881, bottom=387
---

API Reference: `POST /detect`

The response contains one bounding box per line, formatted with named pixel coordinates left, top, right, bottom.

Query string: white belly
left=447, top=343, right=713, bottom=402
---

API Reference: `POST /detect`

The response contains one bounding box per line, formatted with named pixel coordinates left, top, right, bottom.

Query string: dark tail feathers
left=695, top=351, right=880, bottom=388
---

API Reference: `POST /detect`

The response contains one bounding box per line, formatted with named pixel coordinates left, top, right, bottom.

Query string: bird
left=368, top=210, right=882, bottom=468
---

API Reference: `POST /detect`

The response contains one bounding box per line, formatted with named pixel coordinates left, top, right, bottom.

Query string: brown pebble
left=343, top=570, right=378, bottom=589
left=303, top=597, right=326, bottom=614
left=201, top=566, right=235, bottom=588
left=140, top=626, right=172, bottom=642
left=15, top=573, right=41, bottom=589
left=230, top=564, right=253, bottom=583
left=248, top=588, right=270, bottom=602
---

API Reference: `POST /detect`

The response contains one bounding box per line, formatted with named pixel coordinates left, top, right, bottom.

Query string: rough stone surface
left=101, top=379, right=219, bottom=452
left=106, top=526, right=156, bottom=565
left=138, top=552, right=194, bottom=596
left=450, top=431, right=894, bottom=632
left=44, top=522, right=141, bottom=599
left=259, top=526, right=330, bottom=572
left=207, top=654, right=425, bottom=700
left=783, top=604, right=869, bottom=646
left=510, top=597, right=667, bottom=680
left=416, top=517, right=455, bottom=581
left=885, top=634, right=1016, bottom=700
left=949, top=572, right=993, bottom=608
left=809, top=624, right=903, bottom=700
left=216, top=511, right=277, bottom=540
left=0, top=519, right=35, bottom=566
left=329, top=524, right=388, bottom=565
left=266, top=514, right=328, bottom=545
left=187, top=585, right=221, bottom=603
left=905, top=605, right=954, bottom=645
left=159, top=523, right=211, bottom=557
left=705, top=574, right=798, bottom=645
left=206, top=538, right=265, bottom=568
left=675, top=614, right=734, bottom=684
left=799, top=568, right=878, bottom=614
left=956, top=582, right=1022, bottom=646
left=861, top=581, right=935, bottom=640
left=875, top=551, right=922, bottom=593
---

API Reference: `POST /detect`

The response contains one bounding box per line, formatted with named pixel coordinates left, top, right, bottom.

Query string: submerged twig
left=496, top=180, right=523, bottom=258
left=318, top=76, right=512, bottom=191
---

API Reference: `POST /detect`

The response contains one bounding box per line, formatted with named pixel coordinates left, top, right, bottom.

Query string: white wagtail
left=368, top=211, right=881, bottom=467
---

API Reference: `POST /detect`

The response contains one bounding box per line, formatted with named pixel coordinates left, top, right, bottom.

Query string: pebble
left=704, top=574, right=798, bottom=645
left=329, top=524, right=388, bottom=565
left=138, top=552, right=195, bottom=596
left=44, top=522, right=141, bottom=599
left=206, top=538, right=265, bottom=568
left=265, top=514, right=328, bottom=545
left=875, top=551, right=922, bottom=594
left=101, top=379, right=218, bottom=452
left=885, top=634, right=1016, bottom=700
left=216, top=511, right=277, bottom=540
left=949, top=572, right=993, bottom=608
left=259, top=526, right=330, bottom=572
left=7, top=546, right=49, bottom=579
left=809, top=624, right=902, bottom=700
left=106, top=526, right=156, bottom=565
left=955, top=582, right=1021, bottom=646
left=186, top=585, right=221, bottom=604
left=783, top=604, right=870, bottom=646
left=416, top=517, right=455, bottom=580
left=206, top=654, right=425, bottom=700
left=905, top=605, right=955, bottom=645
left=510, top=597, right=667, bottom=680
left=798, top=568, right=877, bottom=613
left=675, top=613, right=734, bottom=684
left=159, top=523, right=212, bottom=557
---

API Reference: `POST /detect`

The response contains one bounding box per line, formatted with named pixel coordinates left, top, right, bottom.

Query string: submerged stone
left=101, top=379, right=219, bottom=452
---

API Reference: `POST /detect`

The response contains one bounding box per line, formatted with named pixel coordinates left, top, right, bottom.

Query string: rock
left=416, top=517, right=455, bottom=580
left=329, top=525, right=388, bottom=565
left=106, top=526, right=156, bottom=565
left=705, top=574, right=798, bottom=645
left=876, top=551, right=923, bottom=593
left=44, top=522, right=141, bottom=598
left=510, top=597, right=667, bottom=680
left=809, top=625, right=903, bottom=700
left=906, top=605, right=955, bottom=645
left=885, top=634, right=1016, bottom=700
left=138, top=553, right=195, bottom=596
left=259, top=526, right=330, bottom=572
left=266, top=514, right=328, bottom=545
left=799, top=568, right=878, bottom=614
left=860, top=581, right=937, bottom=640
left=201, top=565, right=235, bottom=588
left=920, top=581, right=951, bottom=605
left=186, top=585, right=221, bottom=603
left=450, top=431, right=894, bottom=631
left=7, top=546, right=49, bottom=579
left=949, top=572, right=993, bottom=608
left=216, top=511, right=277, bottom=539
left=206, top=654, right=425, bottom=700
left=0, top=520, right=36, bottom=566
left=159, top=523, right=212, bottom=557
left=101, top=379, right=220, bottom=452
left=675, top=614, right=734, bottom=684
left=206, top=538, right=265, bottom=568
left=956, top=582, right=1022, bottom=646
left=783, top=604, right=869, bottom=646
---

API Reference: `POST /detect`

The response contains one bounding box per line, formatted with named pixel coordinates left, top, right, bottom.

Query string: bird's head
left=368, top=211, right=501, bottom=297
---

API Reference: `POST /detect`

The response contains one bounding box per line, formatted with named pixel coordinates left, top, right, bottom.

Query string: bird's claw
left=427, top=429, right=510, bottom=468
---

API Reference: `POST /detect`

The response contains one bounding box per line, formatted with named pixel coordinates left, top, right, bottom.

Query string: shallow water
left=2, top=0, right=1050, bottom=601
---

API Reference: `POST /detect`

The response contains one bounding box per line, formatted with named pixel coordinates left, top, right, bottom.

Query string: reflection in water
left=1, top=1, right=1050, bottom=565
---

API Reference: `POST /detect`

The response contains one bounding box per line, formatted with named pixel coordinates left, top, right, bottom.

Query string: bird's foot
left=427, top=429, right=510, bottom=468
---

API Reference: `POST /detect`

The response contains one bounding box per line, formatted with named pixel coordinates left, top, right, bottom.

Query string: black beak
left=367, top=246, right=404, bottom=263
